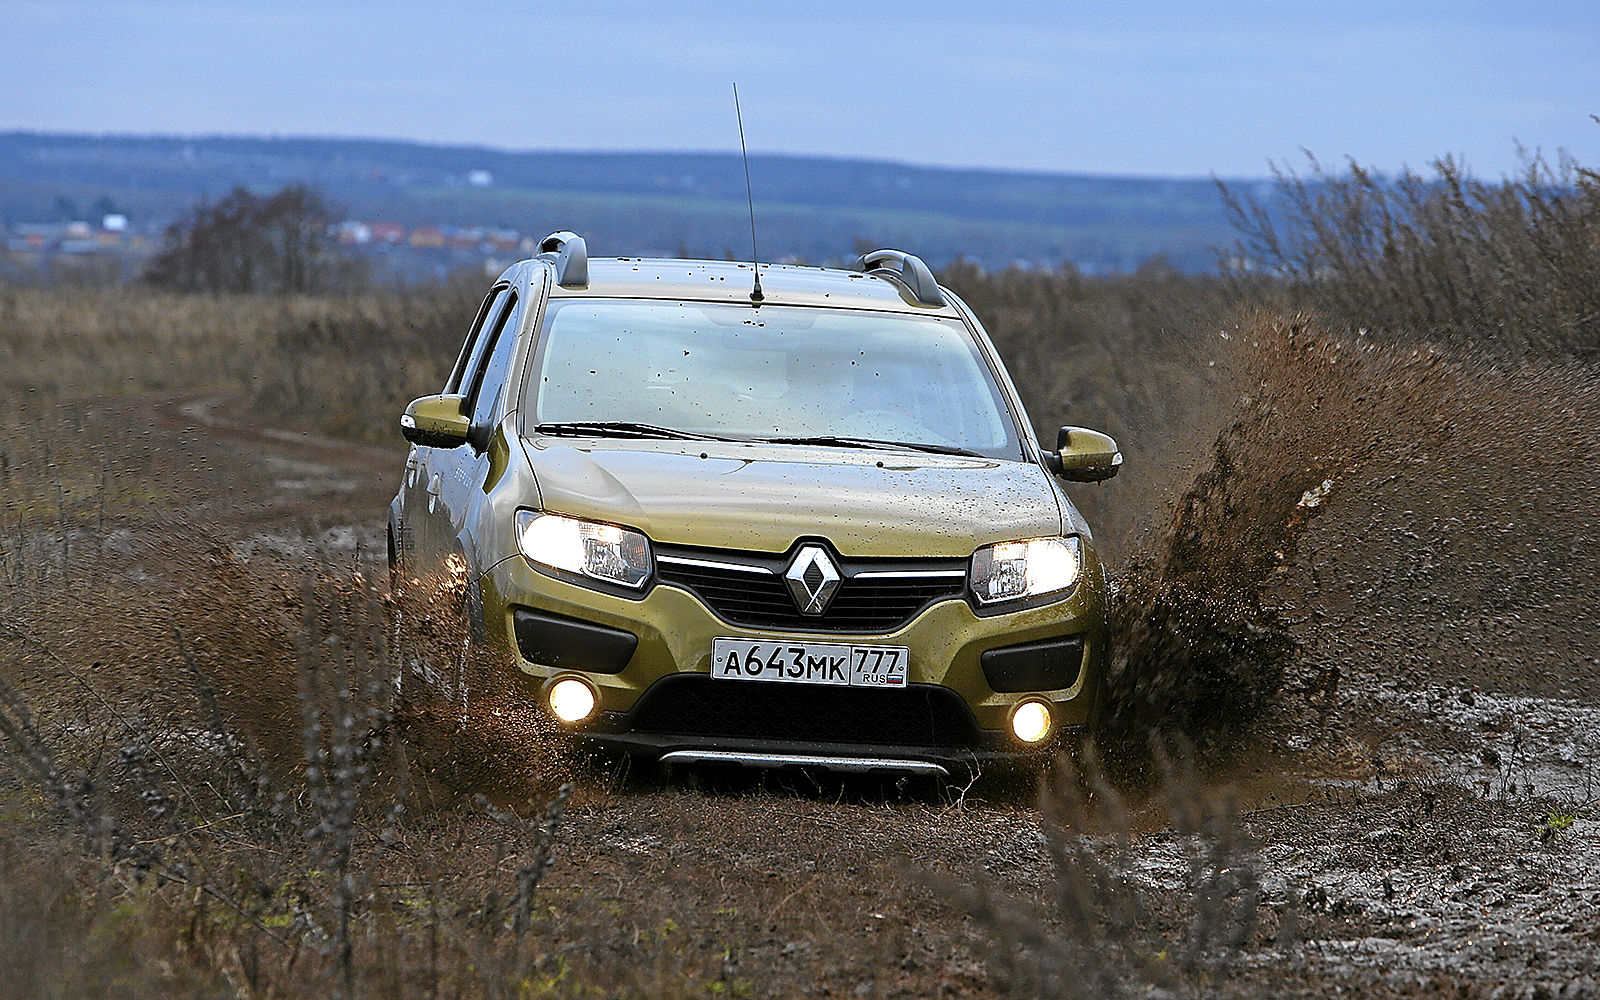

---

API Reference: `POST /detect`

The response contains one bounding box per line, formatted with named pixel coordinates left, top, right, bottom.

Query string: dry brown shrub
left=1222, top=150, right=1600, bottom=359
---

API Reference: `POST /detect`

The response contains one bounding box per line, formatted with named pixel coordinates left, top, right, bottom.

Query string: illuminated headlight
left=1011, top=700, right=1053, bottom=743
left=969, top=535, right=1082, bottom=606
left=548, top=677, right=597, bottom=723
left=515, top=511, right=652, bottom=589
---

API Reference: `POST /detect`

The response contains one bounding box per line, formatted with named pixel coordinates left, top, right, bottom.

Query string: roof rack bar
left=537, top=230, right=589, bottom=287
left=854, top=249, right=945, bottom=306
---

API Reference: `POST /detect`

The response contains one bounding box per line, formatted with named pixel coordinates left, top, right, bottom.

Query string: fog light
left=548, top=677, right=597, bottom=723
left=1011, top=700, right=1053, bottom=744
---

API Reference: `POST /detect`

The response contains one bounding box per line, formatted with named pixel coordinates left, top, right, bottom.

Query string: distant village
left=2, top=201, right=549, bottom=284
left=333, top=219, right=537, bottom=257
left=328, top=218, right=548, bottom=280
left=5, top=214, right=149, bottom=257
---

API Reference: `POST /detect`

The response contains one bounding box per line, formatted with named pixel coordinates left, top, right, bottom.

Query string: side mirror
left=1045, top=426, right=1123, bottom=482
left=400, top=394, right=470, bottom=448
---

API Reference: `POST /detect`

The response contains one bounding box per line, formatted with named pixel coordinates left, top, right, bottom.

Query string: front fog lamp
left=547, top=677, right=597, bottom=723
left=969, top=535, right=1082, bottom=606
left=1011, top=700, right=1053, bottom=744
left=516, top=511, right=651, bottom=588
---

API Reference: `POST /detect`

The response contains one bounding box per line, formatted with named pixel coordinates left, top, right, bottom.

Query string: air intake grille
left=654, top=544, right=967, bottom=633
left=627, top=675, right=978, bottom=748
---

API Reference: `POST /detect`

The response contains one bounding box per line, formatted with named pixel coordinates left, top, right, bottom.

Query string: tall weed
left=1221, top=149, right=1600, bottom=359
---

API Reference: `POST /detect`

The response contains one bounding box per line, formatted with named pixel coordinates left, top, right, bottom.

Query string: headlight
left=1011, top=700, right=1054, bottom=743
left=969, top=535, right=1082, bottom=606
left=515, top=511, right=652, bottom=589
left=547, top=677, right=598, bottom=723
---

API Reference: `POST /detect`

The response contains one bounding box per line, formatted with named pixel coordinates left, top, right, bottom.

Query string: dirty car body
left=390, top=235, right=1122, bottom=778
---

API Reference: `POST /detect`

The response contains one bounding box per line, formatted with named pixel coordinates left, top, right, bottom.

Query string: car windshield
left=523, top=299, right=1024, bottom=460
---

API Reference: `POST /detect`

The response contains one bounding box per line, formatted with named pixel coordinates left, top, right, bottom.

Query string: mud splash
left=1101, top=310, right=1600, bottom=764
left=1102, top=313, right=1365, bottom=756
left=0, top=514, right=569, bottom=814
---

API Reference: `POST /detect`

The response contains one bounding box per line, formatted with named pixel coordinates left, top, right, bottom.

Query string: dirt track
left=110, top=374, right=1596, bottom=997
left=0, top=347, right=1593, bottom=996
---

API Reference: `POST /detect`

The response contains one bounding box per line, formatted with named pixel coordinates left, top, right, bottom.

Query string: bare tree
left=145, top=184, right=344, bottom=293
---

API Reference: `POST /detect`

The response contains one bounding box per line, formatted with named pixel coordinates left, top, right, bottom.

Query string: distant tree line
left=144, top=184, right=353, bottom=293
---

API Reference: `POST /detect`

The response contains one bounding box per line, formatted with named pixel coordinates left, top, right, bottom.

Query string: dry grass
left=0, top=515, right=599, bottom=997
left=950, top=742, right=1273, bottom=1000
left=1222, top=149, right=1600, bottom=359
left=0, top=276, right=481, bottom=441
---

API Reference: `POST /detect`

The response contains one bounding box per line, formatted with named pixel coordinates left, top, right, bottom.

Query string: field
left=2, top=176, right=1599, bottom=997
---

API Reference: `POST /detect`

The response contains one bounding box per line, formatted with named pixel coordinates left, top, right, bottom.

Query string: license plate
left=711, top=638, right=909, bottom=688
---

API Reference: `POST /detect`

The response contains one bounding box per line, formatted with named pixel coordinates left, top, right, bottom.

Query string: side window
left=466, top=291, right=522, bottom=428
left=444, top=286, right=509, bottom=394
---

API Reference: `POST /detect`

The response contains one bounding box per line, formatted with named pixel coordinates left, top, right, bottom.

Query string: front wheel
left=461, top=568, right=487, bottom=647
left=387, top=526, right=404, bottom=595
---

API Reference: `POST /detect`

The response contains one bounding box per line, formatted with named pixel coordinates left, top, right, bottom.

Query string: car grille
left=654, top=543, right=967, bottom=633
left=626, top=675, right=979, bottom=748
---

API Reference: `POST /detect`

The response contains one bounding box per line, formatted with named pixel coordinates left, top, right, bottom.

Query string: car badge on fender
left=784, top=545, right=841, bottom=615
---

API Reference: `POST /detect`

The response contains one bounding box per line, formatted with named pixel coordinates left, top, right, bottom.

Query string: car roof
left=540, top=257, right=962, bottom=316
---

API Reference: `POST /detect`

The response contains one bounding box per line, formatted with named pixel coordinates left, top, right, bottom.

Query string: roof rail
left=537, top=230, right=589, bottom=287
left=854, top=249, right=945, bottom=306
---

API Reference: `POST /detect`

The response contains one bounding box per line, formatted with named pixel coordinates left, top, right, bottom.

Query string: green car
left=390, top=233, right=1121, bottom=777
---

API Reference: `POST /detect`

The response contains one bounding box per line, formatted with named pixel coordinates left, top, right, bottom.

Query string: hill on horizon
left=0, top=131, right=1261, bottom=272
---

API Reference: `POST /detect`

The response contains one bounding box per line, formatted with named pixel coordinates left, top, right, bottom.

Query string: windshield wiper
left=534, top=421, right=731, bottom=442
left=765, top=435, right=984, bottom=458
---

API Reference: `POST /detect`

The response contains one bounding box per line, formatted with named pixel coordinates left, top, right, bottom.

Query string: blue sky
left=3, top=0, right=1596, bottom=178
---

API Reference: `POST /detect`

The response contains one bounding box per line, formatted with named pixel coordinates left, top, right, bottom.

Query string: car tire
left=461, top=569, right=487, bottom=647
left=387, top=527, right=404, bottom=595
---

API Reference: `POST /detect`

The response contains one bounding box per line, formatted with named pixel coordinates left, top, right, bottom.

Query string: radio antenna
left=733, top=83, right=763, bottom=303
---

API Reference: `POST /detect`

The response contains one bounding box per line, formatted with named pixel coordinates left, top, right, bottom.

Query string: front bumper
left=479, top=547, right=1108, bottom=765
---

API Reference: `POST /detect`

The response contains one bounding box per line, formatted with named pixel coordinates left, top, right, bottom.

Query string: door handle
left=426, top=472, right=442, bottom=514
left=405, top=449, right=421, bottom=488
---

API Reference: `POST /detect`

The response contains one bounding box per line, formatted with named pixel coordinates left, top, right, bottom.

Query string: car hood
left=519, top=437, right=1065, bottom=557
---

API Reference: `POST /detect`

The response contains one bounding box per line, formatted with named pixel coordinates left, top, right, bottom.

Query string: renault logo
left=784, top=545, right=841, bottom=615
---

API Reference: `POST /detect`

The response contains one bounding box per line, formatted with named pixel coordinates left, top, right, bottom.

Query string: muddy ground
left=3, top=324, right=1598, bottom=998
